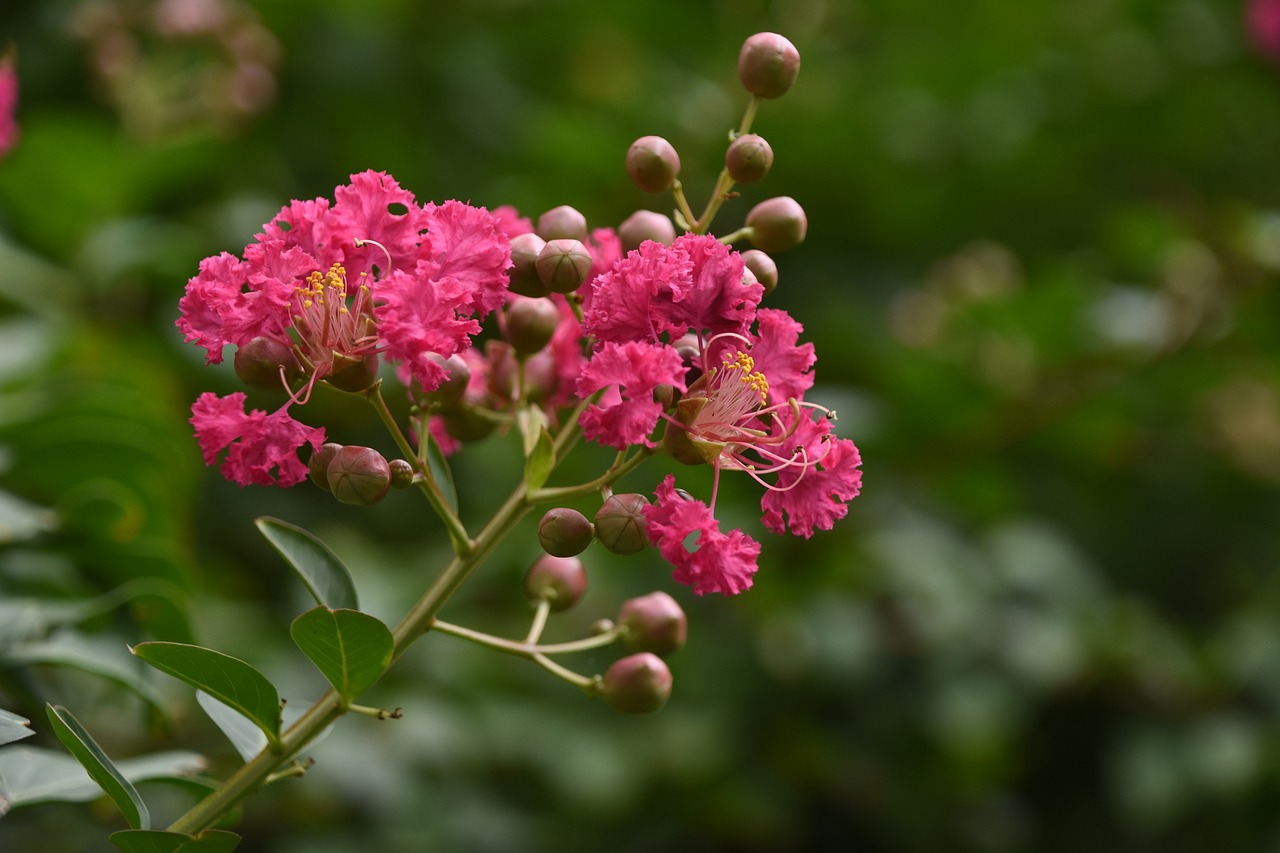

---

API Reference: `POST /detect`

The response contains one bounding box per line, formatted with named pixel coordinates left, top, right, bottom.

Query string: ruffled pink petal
left=749, top=308, right=816, bottom=405
left=0, top=56, right=18, bottom=157
left=644, top=475, right=760, bottom=595
left=760, top=414, right=862, bottom=538
left=667, top=235, right=762, bottom=338
left=419, top=201, right=512, bottom=317
left=176, top=252, right=249, bottom=364
left=329, top=170, right=422, bottom=278
left=577, top=341, right=686, bottom=449
left=582, top=240, right=692, bottom=346
left=491, top=205, right=533, bottom=239
left=374, top=265, right=480, bottom=391
left=257, top=197, right=336, bottom=266
left=190, top=392, right=325, bottom=487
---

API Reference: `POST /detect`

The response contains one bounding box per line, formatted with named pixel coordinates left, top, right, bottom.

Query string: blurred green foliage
left=3, top=0, right=1280, bottom=851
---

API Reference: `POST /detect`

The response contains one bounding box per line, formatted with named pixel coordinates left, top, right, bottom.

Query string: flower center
left=694, top=350, right=768, bottom=436
left=291, top=263, right=375, bottom=365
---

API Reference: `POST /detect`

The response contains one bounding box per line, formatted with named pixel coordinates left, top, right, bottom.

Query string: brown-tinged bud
left=537, top=507, right=595, bottom=557
left=618, top=210, right=678, bottom=252
left=745, top=196, right=807, bottom=253
left=504, top=296, right=561, bottom=356
left=326, top=445, right=392, bottom=505
left=594, top=493, right=651, bottom=555
left=536, top=238, right=593, bottom=293
left=725, top=133, right=773, bottom=184
left=737, top=32, right=800, bottom=99
left=618, top=592, right=688, bottom=657
left=438, top=405, right=497, bottom=443
left=626, top=135, right=681, bottom=193
left=536, top=205, right=589, bottom=242
left=389, top=458, right=415, bottom=489
left=741, top=249, right=778, bottom=295
left=324, top=352, right=380, bottom=392
left=421, top=353, right=471, bottom=405
left=308, top=442, right=343, bottom=492
left=602, top=653, right=672, bottom=714
left=524, top=554, right=588, bottom=612
left=508, top=232, right=550, bottom=297
left=234, top=337, right=302, bottom=390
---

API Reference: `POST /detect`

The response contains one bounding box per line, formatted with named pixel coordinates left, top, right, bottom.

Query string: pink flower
left=375, top=264, right=482, bottom=391
left=577, top=341, right=686, bottom=449
left=667, top=235, right=762, bottom=340
left=190, top=392, right=325, bottom=487
left=760, top=413, right=863, bottom=538
left=644, top=475, right=760, bottom=595
left=582, top=240, right=692, bottom=345
left=0, top=54, right=17, bottom=158
left=1248, top=0, right=1280, bottom=58
left=418, top=200, right=513, bottom=317
left=329, top=170, right=422, bottom=278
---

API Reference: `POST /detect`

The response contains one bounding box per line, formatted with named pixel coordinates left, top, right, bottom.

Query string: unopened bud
left=389, top=458, right=415, bottom=488
left=324, top=351, right=380, bottom=392
left=438, top=405, right=497, bottom=443
left=626, top=135, right=681, bottom=193
left=538, top=507, right=595, bottom=557
left=745, top=196, right=807, bottom=253
left=536, top=205, right=589, bottom=242
left=737, top=32, right=800, bottom=99
left=504, top=297, right=561, bottom=356
left=308, top=442, right=343, bottom=492
left=741, top=249, right=778, bottom=295
left=594, top=493, right=651, bottom=555
left=234, top=337, right=301, bottom=390
left=421, top=353, right=471, bottom=405
left=725, top=134, right=773, bottom=184
left=618, top=592, right=688, bottom=656
left=618, top=210, right=677, bottom=252
left=326, top=446, right=392, bottom=505
left=508, top=232, right=550, bottom=297
left=602, top=653, right=672, bottom=714
left=536, top=238, right=593, bottom=293
left=524, top=554, right=588, bottom=612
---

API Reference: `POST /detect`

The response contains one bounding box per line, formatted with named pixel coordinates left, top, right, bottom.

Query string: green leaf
left=290, top=607, right=394, bottom=704
left=254, top=517, right=358, bottom=611
left=0, top=710, right=33, bottom=747
left=110, top=828, right=241, bottom=853
left=517, top=405, right=550, bottom=457
left=195, top=692, right=267, bottom=763
left=0, top=746, right=205, bottom=814
left=424, top=432, right=458, bottom=513
left=4, top=632, right=167, bottom=712
left=132, top=643, right=281, bottom=749
left=44, top=704, right=149, bottom=829
left=524, top=426, right=555, bottom=491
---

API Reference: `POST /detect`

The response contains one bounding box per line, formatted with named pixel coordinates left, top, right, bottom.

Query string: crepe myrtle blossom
left=178, top=170, right=511, bottom=486
left=577, top=235, right=861, bottom=594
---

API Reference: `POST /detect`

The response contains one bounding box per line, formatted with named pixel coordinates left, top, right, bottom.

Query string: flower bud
left=618, top=210, right=677, bottom=252
left=508, top=232, right=550, bottom=297
left=234, top=337, right=301, bottom=390
left=504, top=296, right=561, bottom=356
left=594, top=493, right=651, bottom=555
left=737, top=32, right=800, bottom=99
left=326, top=445, right=392, bottom=505
left=324, top=351, right=380, bottom=392
left=421, top=353, right=471, bottom=405
left=725, top=133, right=773, bottom=184
left=741, top=249, right=778, bottom=295
left=438, top=405, right=497, bottom=443
left=538, top=507, right=595, bottom=558
left=618, top=592, right=687, bottom=656
left=389, top=458, right=415, bottom=489
left=524, top=554, right=588, bottom=612
left=626, top=135, right=681, bottom=193
left=745, top=196, right=807, bottom=253
left=536, top=238, right=593, bottom=294
left=536, top=205, right=589, bottom=242
left=602, top=653, right=672, bottom=714
left=308, top=442, right=343, bottom=492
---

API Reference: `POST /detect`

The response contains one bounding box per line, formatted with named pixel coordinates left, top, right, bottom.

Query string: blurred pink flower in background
left=0, top=53, right=18, bottom=157
left=1247, top=0, right=1280, bottom=58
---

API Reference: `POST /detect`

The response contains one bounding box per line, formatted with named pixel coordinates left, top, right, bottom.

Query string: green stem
left=524, top=598, right=552, bottom=645
left=532, top=653, right=599, bottom=693
left=691, top=94, right=760, bottom=235
left=431, top=618, right=623, bottom=656
left=531, top=447, right=650, bottom=504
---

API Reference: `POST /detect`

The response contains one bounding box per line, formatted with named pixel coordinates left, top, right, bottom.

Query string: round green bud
left=504, top=296, right=561, bottom=356
left=618, top=210, right=677, bottom=252
left=508, top=232, right=551, bottom=297
left=234, top=337, right=302, bottom=391
left=536, top=238, right=593, bottom=294
left=524, top=554, right=588, bottom=612
left=737, top=32, right=800, bottom=99
left=324, top=351, right=380, bottom=392
left=326, top=446, right=392, bottom=505
left=308, top=442, right=343, bottom=492
left=389, top=458, right=415, bottom=489
left=421, top=353, right=471, bottom=405
left=536, top=205, right=589, bottom=242
left=745, top=196, right=808, bottom=253
left=725, top=133, right=773, bottom=184
left=602, top=653, right=673, bottom=714
left=537, top=507, right=595, bottom=557
left=626, top=135, right=681, bottom=194
left=741, top=249, right=778, bottom=295
left=594, top=493, right=651, bottom=555
left=618, top=591, right=688, bottom=657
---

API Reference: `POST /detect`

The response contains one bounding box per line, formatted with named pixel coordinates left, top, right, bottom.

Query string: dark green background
left=3, top=1, right=1280, bottom=851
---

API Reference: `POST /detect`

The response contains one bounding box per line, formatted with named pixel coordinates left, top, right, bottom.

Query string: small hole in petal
left=387, top=202, right=409, bottom=216
left=276, top=220, right=293, bottom=232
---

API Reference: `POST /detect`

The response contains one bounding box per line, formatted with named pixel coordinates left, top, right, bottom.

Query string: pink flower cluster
left=0, top=54, right=18, bottom=158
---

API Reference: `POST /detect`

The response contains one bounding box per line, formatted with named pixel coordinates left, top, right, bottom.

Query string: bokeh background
left=3, top=0, right=1280, bottom=851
